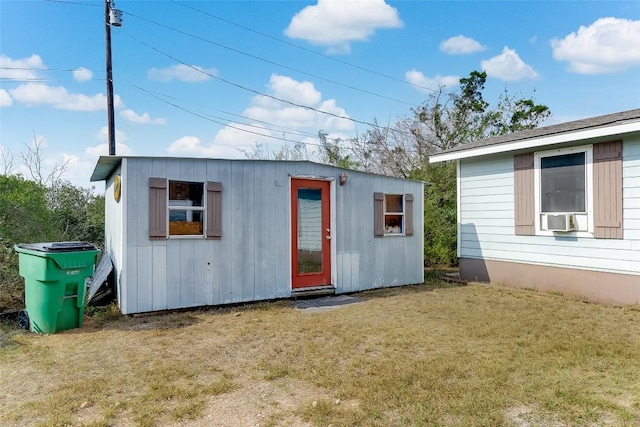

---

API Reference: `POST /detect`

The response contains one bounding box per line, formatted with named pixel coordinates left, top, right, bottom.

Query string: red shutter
left=405, top=193, right=414, bottom=236
left=374, top=192, right=384, bottom=237
left=593, top=140, right=623, bottom=239
left=514, top=153, right=535, bottom=236
left=149, top=177, right=167, bottom=240
left=206, top=181, right=222, bottom=239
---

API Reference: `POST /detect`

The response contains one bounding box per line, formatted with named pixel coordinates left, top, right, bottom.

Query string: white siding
left=104, top=164, right=125, bottom=312
left=108, top=158, right=423, bottom=314
left=459, top=137, right=640, bottom=275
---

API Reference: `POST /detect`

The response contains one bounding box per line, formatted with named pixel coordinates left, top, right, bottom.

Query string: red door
left=291, top=179, right=332, bottom=289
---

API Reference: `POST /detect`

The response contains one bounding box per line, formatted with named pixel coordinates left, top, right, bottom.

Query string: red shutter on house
left=405, top=193, right=414, bottom=236
left=206, top=181, right=222, bottom=239
left=149, top=177, right=167, bottom=240
left=514, top=153, right=535, bottom=236
left=593, top=140, right=623, bottom=239
left=374, top=192, right=384, bottom=237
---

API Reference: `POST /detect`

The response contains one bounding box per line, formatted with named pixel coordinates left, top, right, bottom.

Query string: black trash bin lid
left=17, top=242, right=98, bottom=252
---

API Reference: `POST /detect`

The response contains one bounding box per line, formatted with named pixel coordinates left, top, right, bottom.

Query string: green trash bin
left=15, top=242, right=100, bottom=334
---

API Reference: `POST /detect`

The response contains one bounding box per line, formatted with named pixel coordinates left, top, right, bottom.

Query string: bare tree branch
left=1, top=146, right=15, bottom=175
left=19, top=133, right=70, bottom=186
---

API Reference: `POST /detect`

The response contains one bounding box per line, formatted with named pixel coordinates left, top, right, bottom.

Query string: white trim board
left=429, top=122, right=640, bottom=163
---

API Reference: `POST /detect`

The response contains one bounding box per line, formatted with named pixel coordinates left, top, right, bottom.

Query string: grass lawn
left=1, top=278, right=639, bottom=427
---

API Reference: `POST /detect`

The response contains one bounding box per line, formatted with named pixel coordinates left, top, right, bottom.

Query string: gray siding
left=109, top=158, right=423, bottom=314
left=459, top=137, right=640, bottom=276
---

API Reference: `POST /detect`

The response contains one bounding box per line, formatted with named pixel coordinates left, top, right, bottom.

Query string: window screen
left=168, top=180, right=204, bottom=235
left=540, top=152, right=586, bottom=213
left=384, top=194, right=404, bottom=234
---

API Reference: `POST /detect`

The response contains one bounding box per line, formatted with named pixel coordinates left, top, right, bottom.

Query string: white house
left=90, top=157, right=424, bottom=314
left=429, top=109, right=640, bottom=305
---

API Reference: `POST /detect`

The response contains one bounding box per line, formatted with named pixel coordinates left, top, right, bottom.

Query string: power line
left=0, top=66, right=91, bottom=72
left=39, top=0, right=424, bottom=149
left=43, top=0, right=100, bottom=6
left=119, top=77, right=426, bottom=156
left=124, top=79, right=319, bottom=140
left=120, top=77, right=326, bottom=148
left=0, top=78, right=51, bottom=83
left=40, top=0, right=432, bottom=95
left=171, top=0, right=437, bottom=94
left=122, top=11, right=418, bottom=108
left=122, top=31, right=380, bottom=130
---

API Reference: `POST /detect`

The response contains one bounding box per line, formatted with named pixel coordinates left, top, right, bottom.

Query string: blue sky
left=1, top=0, right=639, bottom=188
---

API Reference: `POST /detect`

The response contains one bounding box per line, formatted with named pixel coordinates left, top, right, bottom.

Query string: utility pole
left=105, top=0, right=121, bottom=156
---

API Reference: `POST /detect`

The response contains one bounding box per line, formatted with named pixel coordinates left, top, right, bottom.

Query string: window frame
left=167, top=180, right=206, bottom=238
left=373, top=192, right=414, bottom=238
left=384, top=193, right=405, bottom=236
left=148, top=178, right=222, bottom=241
left=533, top=145, right=594, bottom=237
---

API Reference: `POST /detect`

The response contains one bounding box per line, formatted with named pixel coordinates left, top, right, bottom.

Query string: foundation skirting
left=459, top=258, right=640, bottom=305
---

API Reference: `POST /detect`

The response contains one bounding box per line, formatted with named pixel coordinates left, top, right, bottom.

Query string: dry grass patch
left=1, top=282, right=639, bottom=426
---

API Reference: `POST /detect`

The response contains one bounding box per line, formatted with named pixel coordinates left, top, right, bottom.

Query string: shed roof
left=90, top=156, right=424, bottom=183
left=90, top=155, right=123, bottom=182
left=429, top=108, right=640, bottom=163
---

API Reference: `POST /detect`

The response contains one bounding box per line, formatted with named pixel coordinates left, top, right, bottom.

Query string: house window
left=168, top=180, right=204, bottom=236
left=384, top=194, right=404, bottom=235
left=149, top=178, right=222, bottom=240
left=533, top=145, right=593, bottom=235
left=373, top=192, right=414, bottom=237
left=540, top=152, right=586, bottom=214
left=514, top=140, right=622, bottom=239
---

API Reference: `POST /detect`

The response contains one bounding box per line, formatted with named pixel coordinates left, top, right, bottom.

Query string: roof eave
left=429, top=121, right=640, bottom=163
left=90, top=156, right=123, bottom=182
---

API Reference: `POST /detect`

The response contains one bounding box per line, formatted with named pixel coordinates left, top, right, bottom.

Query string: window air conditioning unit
left=544, top=213, right=575, bottom=232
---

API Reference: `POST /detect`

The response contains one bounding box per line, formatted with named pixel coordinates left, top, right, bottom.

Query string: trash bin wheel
left=18, top=310, right=30, bottom=330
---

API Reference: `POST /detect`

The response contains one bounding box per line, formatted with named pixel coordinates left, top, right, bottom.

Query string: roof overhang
left=429, top=121, right=640, bottom=163
left=90, top=156, right=123, bottom=182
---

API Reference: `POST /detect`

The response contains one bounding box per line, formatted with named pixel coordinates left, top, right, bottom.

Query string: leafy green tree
left=47, top=182, right=105, bottom=246
left=318, top=131, right=361, bottom=169
left=0, top=175, right=56, bottom=309
left=0, top=175, right=55, bottom=245
left=420, top=163, right=457, bottom=266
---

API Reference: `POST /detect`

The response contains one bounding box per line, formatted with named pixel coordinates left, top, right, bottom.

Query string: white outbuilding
left=91, top=157, right=424, bottom=314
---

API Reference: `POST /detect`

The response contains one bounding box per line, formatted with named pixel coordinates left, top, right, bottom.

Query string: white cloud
left=148, top=64, right=217, bottom=82
left=120, top=109, right=166, bottom=125
left=268, top=75, right=322, bottom=106
left=59, top=154, right=97, bottom=188
left=9, top=83, right=124, bottom=111
left=95, top=126, right=130, bottom=149
left=166, top=133, right=263, bottom=158
left=85, top=142, right=133, bottom=159
left=481, top=47, right=538, bottom=81
left=0, top=54, right=45, bottom=81
left=0, top=89, right=12, bottom=107
left=284, top=0, right=402, bottom=53
left=73, top=67, right=93, bottom=82
left=169, top=74, right=355, bottom=159
left=439, top=35, right=485, bottom=55
left=551, top=17, right=640, bottom=74
left=245, top=74, right=353, bottom=131
left=405, top=70, right=460, bottom=93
